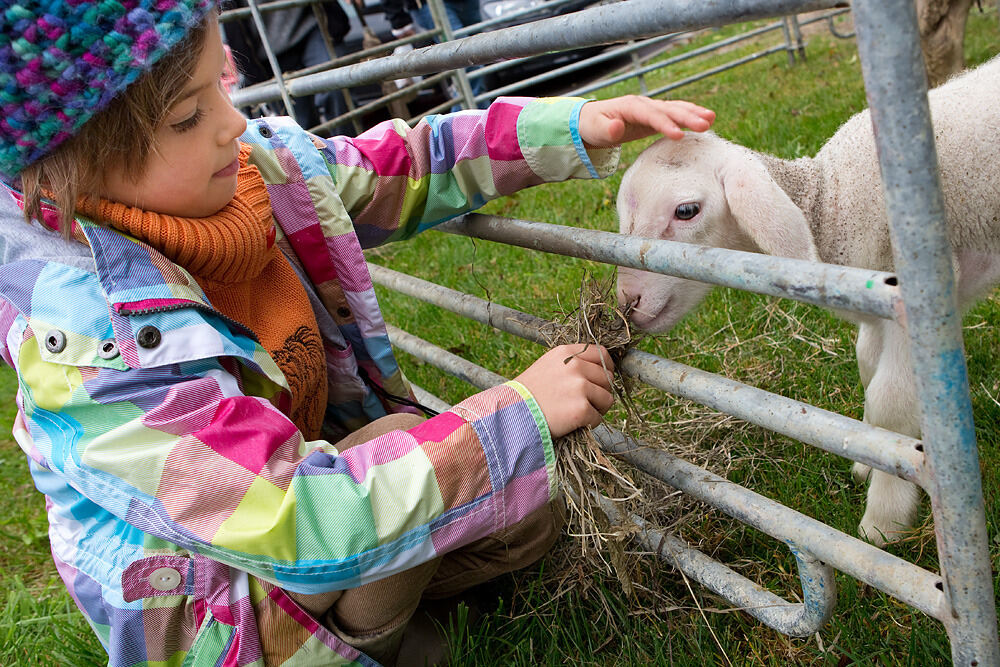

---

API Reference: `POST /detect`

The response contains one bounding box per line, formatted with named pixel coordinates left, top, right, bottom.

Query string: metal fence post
left=780, top=16, right=798, bottom=64
left=245, top=0, right=297, bottom=117
left=426, top=0, right=478, bottom=109
left=852, top=0, right=1000, bottom=664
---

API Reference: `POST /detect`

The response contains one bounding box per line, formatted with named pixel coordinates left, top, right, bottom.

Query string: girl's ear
left=720, top=156, right=820, bottom=261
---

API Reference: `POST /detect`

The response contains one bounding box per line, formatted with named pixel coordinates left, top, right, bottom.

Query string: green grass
left=0, top=370, right=106, bottom=664
left=2, top=8, right=998, bottom=665
left=370, top=8, right=1000, bottom=666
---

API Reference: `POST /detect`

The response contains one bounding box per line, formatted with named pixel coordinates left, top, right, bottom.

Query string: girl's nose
left=219, top=97, right=247, bottom=145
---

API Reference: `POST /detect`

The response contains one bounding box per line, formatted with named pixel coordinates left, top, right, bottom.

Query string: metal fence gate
left=227, top=0, right=999, bottom=663
left=226, top=0, right=854, bottom=129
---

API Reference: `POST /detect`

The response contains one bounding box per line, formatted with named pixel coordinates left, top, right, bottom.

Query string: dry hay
left=535, top=273, right=765, bottom=611
left=497, top=274, right=800, bottom=666
left=536, top=273, right=644, bottom=597
left=491, top=275, right=842, bottom=664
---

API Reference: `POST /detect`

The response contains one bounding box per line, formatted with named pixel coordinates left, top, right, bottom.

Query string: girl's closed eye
left=172, top=108, right=205, bottom=133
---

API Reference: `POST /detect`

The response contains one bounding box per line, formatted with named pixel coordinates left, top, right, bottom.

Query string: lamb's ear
left=720, top=155, right=820, bottom=261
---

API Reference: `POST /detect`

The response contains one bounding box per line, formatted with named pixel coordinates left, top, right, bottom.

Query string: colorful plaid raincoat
left=0, top=97, right=619, bottom=665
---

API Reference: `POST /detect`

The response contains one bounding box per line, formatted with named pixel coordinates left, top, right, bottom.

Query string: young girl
left=0, top=2, right=714, bottom=665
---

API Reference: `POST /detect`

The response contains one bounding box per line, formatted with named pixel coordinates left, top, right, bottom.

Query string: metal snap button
left=148, top=567, right=181, bottom=592
left=44, top=330, right=67, bottom=353
left=98, top=338, right=119, bottom=360
left=258, top=125, right=273, bottom=138
left=136, top=325, right=162, bottom=349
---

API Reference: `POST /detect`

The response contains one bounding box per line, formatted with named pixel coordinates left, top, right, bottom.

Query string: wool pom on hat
left=0, top=0, right=216, bottom=181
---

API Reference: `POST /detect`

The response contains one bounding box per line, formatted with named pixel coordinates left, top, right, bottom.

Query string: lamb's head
left=616, top=133, right=819, bottom=333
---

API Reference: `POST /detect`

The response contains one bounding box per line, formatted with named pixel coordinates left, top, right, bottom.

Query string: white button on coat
left=149, top=567, right=181, bottom=591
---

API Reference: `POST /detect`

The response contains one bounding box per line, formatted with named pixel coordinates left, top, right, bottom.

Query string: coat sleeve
left=0, top=261, right=556, bottom=594
left=317, top=96, right=621, bottom=248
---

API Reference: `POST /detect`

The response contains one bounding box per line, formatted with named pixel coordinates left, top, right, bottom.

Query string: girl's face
left=99, top=17, right=248, bottom=218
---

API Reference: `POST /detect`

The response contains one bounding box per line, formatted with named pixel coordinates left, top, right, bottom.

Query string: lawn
left=1, top=6, right=998, bottom=666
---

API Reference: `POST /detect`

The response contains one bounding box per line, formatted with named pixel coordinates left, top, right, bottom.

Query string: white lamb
left=615, top=55, right=1000, bottom=546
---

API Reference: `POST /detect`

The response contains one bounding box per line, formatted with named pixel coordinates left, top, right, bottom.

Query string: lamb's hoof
left=858, top=511, right=906, bottom=547
left=858, top=521, right=888, bottom=547
left=852, top=462, right=872, bottom=484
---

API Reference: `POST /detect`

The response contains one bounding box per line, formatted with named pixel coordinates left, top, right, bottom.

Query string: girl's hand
left=514, top=344, right=615, bottom=438
left=578, top=96, right=715, bottom=146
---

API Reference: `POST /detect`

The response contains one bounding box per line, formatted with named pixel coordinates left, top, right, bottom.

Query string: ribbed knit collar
left=76, top=143, right=276, bottom=287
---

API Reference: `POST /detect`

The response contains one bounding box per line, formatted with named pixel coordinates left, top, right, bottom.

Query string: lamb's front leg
left=855, top=319, right=924, bottom=546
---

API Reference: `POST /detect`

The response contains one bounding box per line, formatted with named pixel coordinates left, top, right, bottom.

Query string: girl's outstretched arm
left=578, top=95, right=716, bottom=146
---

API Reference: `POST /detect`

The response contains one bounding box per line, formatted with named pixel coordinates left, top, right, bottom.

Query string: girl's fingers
left=622, top=99, right=715, bottom=141
left=560, top=346, right=616, bottom=414
left=585, top=380, right=615, bottom=416
left=573, top=353, right=615, bottom=392
left=581, top=97, right=716, bottom=146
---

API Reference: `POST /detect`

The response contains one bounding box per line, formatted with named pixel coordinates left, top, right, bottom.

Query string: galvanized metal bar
left=596, top=493, right=838, bottom=637
left=367, top=263, right=924, bottom=484
left=480, top=22, right=783, bottom=103
left=379, top=317, right=942, bottom=622
left=224, top=3, right=849, bottom=131
left=823, top=11, right=856, bottom=39
left=567, top=20, right=786, bottom=97
left=425, top=0, right=477, bottom=110
left=853, top=0, right=1000, bottom=663
left=252, top=28, right=437, bottom=79
left=231, top=0, right=843, bottom=106
left=311, top=71, right=453, bottom=132
left=422, top=13, right=811, bottom=109
left=393, top=330, right=838, bottom=636
left=788, top=13, right=806, bottom=60
left=619, top=348, right=926, bottom=485
left=593, top=425, right=947, bottom=619
left=451, top=0, right=589, bottom=37
left=479, top=31, right=683, bottom=101
left=780, top=16, right=797, bottom=65
left=796, top=6, right=850, bottom=28
left=385, top=324, right=507, bottom=388
left=410, top=384, right=452, bottom=414
left=228, top=26, right=441, bottom=114
left=645, top=44, right=788, bottom=99
left=437, top=215, right=901, bottom=319
left=369, top=262, right=560, bottom=342
left=244, top=0, right=297, bottom=116
left=219, top=0, right=341, bottom=22
left=628, top=41, right=650, bottom=96
left=311, top=3, right=338, bottom=69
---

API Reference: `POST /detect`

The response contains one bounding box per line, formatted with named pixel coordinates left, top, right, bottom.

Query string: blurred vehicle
left=477, top=0, right=615, bottom=89
left=481, top=0, right=597, bottom=20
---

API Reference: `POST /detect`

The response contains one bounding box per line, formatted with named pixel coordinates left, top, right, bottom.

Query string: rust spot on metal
left=638, top=241, right=652, bottom=267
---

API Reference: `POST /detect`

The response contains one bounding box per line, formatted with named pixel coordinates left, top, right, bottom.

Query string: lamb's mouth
left=630, top=297, right=676, bottom=333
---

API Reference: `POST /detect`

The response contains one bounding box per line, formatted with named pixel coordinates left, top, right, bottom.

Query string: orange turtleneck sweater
left=77, top=144, right=329, bottom=439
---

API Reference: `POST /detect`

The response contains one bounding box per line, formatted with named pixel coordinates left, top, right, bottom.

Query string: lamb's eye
left=675, top=203, right=700, bottom=220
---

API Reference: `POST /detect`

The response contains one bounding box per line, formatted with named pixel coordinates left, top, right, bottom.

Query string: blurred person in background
left=382, top=0, right=489, bottom=108
left=223, top=0, right=354, bottom=132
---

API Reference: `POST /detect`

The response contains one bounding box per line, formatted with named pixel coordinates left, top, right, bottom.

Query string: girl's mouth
left=213, top=159, right=239, bottom=178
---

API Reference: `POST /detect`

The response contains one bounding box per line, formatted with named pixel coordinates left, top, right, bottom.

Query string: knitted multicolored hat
left=0, top=0, right=216, bottom=180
